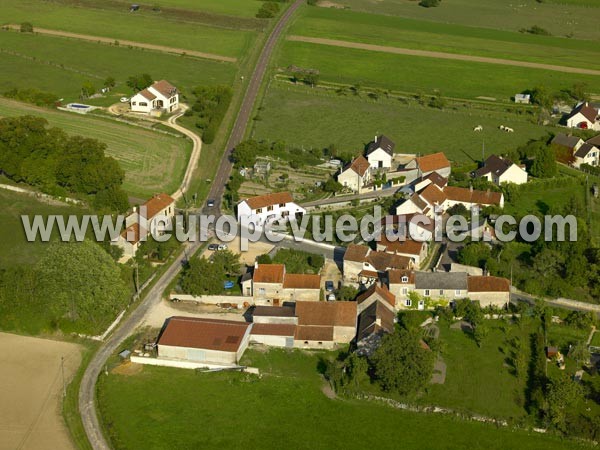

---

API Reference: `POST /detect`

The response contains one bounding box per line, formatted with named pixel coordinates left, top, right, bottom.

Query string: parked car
left=327, top=293, right=336, bottom=301
left=325, top=280, right=335, bottom=292
left=207, top=199, right=215, bottom=207
left=217, top=244, right=228, bottom=251
left=119, top=97, right=129, bottom=103
left=208, top=244, right=219, bottom=251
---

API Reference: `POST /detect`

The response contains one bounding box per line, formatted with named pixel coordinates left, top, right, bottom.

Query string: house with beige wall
left=242, top=263, right=321, bottom=304
left=337, top=155, right=372, bottom=193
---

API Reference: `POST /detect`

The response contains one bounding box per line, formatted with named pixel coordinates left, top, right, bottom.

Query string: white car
left=217, top=244, right=228, bottom=251
left=120, top=97, right=130, bottom=103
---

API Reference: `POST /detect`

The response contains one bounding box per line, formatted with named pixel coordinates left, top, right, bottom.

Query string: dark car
left=325, top=280, right=335, bottom=292
left=208, top=243, right=219, bottom=251
left=207, top=199, right=215, bottom=207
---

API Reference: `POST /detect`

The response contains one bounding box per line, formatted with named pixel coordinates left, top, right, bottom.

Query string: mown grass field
left=252, top=85, right=557, bottom=163
left=331, top=0, right=600, bottom=40
left=97, top=347, right=591, bottom=450
left=150, top=0, right=263, bottom=17
left=0, top=99, right=191, bottom=198
left=1, top=0, right=256, bottom=58
left=504, top=179, right=586, bottom=217
left=0, top=30, right=237, bottom=101
left=288, top=7, right=600, bottom=70
left=275, top=40, right=599, bottom=101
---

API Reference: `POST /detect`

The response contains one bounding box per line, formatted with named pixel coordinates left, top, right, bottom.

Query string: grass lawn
left=0, top=99, right=192, bottom=199
left=417, top=320, right=528, bottom=420
left=1, top=0, right=256, bottom=58
left=504, top=179, right=586, bottom=217
left=275, top=40, right=599, bottom=101
left=333, top=0, right=600, bottom=40
left=0, top=30, right=237, bottom=101
left=590, top=331, right=600, bottom=347
left=252, top=84, right=557, bottom=163
left=97, top=347, right=592, bottom=450
left=289, top=7, right=600, bottom=70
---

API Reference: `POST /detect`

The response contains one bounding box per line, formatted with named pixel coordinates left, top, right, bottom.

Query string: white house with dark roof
left=472, top=155, right=528, bottom=185
left=573, top=143, right=600, bottom=168
left=366, top=135, right=395, bottom=169
left=337, top=155, right=372, bottom=193
left=566, top=102, right=599, bottom=131
left=236, top=192, right=305, bottom=226
left=130, top=80, right=179, bottom=115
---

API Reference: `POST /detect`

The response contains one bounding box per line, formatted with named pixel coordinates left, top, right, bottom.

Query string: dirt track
left=5, top=25, right=236, bottom=63
left=0, top=333, right=82, bottom=450
left=288, top=35, right=600, bottom=76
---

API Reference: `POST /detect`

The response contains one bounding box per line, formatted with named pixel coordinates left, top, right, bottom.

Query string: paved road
left=6, top=24, right=236, bottom=62
left=79, top=4, right=304, bottom=449
left=288, top=35, right=600, bottom=76
left=206, top=0, right=304, bottom=214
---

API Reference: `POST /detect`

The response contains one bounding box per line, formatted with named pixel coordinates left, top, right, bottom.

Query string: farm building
left=157, top=317, right=252, bottom=366
left=250, top=323, right=296, bottom=348
left=376, top=236, right=429, bottom=267
left=514, top=94, right=531, bottom=104
left=130, top=80, right=179, bottom=115
left=242, top=263, right=321, bottom=303
left=405, top=152, right=451, bottom=178
left=467, top=276, right=510, bottom=308
left=343, top=244, right=413, bottom=286
left=294, top=301, right=357, bottom=349
left=356, top=298, right=396, bottom=356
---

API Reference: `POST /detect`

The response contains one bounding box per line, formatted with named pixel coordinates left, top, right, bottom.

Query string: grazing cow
left=505, top=127, right=514, bottom=133
left=473, top=125, right=483, bottom=132
left=499, top=125, right=506, bottom=131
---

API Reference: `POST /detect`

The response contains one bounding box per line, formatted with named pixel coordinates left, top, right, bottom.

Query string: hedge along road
left=78, top=2, right=305, bottom=449
left=287, top=35, right=600, bottom=76
left=5, top=25, right=237, bottom=62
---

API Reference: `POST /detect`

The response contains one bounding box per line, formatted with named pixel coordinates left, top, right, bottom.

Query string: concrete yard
left=0, top=332, right=82, bottom=450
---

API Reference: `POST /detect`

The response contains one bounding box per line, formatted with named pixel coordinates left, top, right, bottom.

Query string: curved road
left=207, top=0, right=305, bottom=213
left=79, top=2, right=304, bottom=449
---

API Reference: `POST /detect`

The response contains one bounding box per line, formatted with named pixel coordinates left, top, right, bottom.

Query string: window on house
left=279, top=203, right=286, bottom=207
left=318, top=342, right=323, bottom=345
left=402, top=288, right=408, bottom=295
left=401, top=276, right=408, bottom=283
left=405, top=299, right=411, bottom=307
left=424, top=289, right=430, bottom=297
left=258, top=288, right=266, bottom=295
left=267, top=206, right=274, bottom=211
left=455, top=289, right=461, bottom=296
left=439, top=289, right=444, bottom=296
left=139, top=102, right=147, bottom=106
left=256, top=208, right=262, bottom=213
left=132, top=101, right=137, bottom=106
left=304, top=341, right=308, bottom=345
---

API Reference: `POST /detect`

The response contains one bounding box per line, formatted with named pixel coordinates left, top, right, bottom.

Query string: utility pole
left=61, top=356, right=66, bottom=398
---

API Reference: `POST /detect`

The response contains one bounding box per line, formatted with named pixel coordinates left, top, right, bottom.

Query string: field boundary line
left=287, top=35, right=600, bottom=76
left=3, top=25, right=237, bottom=63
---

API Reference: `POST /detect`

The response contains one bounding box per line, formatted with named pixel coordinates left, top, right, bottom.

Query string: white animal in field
left=505, top=127, right=514, bottom=133
left=499, top=125, right=506, bottom=131
left=473, top=125, right=483, bottom=132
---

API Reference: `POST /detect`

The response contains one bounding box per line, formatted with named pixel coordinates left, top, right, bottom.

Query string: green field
left=330, top=0, right=600, bottom=40
left=0, top=99, right=191, bottom=198
left=1, top=0, right=256, bottom=58
left=0, top=189, right=88, bottom=269
left=275, top=40, right=599, bottom=101
left=150, top=0, right=263, bottom=17
left=288, top=7, right=600, bottom=70
left=0, top=30, right=237, bottom=100
left=97, top=347, right=590, bottom=450
left=504, top=179, right=586, bottom=217
left=252, top=85, right=558, bottom=163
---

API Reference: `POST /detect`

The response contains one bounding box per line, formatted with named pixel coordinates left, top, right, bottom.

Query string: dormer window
left=401, top=276, right=408, bottom=283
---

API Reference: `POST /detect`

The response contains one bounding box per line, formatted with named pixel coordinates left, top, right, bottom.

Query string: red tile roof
left=295, top=301, right=357, bottom=327
left=343, top=244, right=370, bottom=262
left=151, top=80, right=178, bottom=98
left=467, top=276, right=510, bottom=292
left=245, top=192, right=294, bottom=210
left=443, top=186, right=502, bottom=206
left=388, top=269, right=415, bottom=284
left=356, top=283, right=396, bottom=308
left=378, top=236, right=425, bottom=256
left=294, top=325, right=334, bottom=341
left=253, top=264, right=285, bottom=284
left=366, top=250, right=412, bottom=271
left=420, top=184, right=446, bottom=206
left=283, top=273, right=321, bottom=289
left=416, top=152, right=450, bottom=173
left=157, top=317, right=250, bottom=352
left=251, top=323, right=296, bottom=337
left=567, top=102, right=598, bottom=123
left=120, top=222, right=147, bottom=244
left=423, top=172, right=448, bottom=188
left=347, top=155, right=370, bottom=176
left=141, top=193, right=175, bottom=219
left=138, top=88, right=156, bottom=101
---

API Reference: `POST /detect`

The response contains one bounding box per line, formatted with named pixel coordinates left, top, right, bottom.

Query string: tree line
left=0, top=115, right=129, bottom=212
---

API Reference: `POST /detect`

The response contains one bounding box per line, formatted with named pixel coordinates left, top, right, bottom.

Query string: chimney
left=469, top=184, right=473, bottom=193
left=375, top=318, right=382, bottom=326
left=254, top=261, right=259, bottom=269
